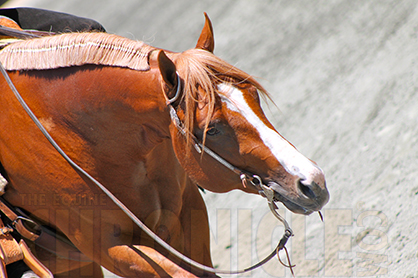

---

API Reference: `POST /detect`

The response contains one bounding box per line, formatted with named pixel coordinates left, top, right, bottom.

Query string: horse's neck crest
left=0, top=32, right=157, bottom=71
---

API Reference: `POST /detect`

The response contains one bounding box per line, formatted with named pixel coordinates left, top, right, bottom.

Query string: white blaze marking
left=218, top=83, right=322, bottom=181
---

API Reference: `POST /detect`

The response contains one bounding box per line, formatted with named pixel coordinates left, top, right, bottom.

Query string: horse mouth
left=267, top=182, right=327, bottom=215
left=273, top=193, right=315, bottom=215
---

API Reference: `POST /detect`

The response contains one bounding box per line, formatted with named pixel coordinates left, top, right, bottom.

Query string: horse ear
left=195, top=13, right=214, bottom=53
left=149, top=50, right=178, bottom=100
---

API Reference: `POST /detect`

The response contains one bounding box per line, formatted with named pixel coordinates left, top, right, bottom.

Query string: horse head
left=151, top=14, right=329, bottom=215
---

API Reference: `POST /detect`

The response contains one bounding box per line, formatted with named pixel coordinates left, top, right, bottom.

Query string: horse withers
left=0, top=12, right=329, bottom=277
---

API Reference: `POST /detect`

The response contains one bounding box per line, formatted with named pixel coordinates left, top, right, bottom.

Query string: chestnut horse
left=0, top=15, right=329, bottom=277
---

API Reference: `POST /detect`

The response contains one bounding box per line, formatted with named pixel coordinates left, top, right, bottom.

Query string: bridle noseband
left=0, top=59, right=295, bottom=275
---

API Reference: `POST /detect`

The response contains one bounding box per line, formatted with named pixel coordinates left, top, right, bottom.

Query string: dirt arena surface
left=2, top=1, right=417, bottom=277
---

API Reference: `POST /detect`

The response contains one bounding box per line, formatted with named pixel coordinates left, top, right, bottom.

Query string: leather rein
left=0, top=48, right=295, bottom=275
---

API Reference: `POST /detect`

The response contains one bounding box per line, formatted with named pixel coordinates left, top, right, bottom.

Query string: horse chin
left=268, top=182, right=315, bottom=215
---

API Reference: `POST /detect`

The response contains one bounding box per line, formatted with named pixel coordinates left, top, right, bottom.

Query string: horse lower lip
left=281, top=199, right=314, bottom=215
left=268, top=182, right=316, bottom=215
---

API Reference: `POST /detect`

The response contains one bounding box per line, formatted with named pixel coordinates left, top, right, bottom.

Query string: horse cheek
left=169, top=125, right=209, bottom=186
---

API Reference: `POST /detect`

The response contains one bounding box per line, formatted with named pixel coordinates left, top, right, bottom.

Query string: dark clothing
left=0, top=7, right=106, bottom=33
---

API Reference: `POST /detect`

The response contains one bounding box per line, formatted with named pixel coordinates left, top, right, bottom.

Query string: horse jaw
left=195, top=13, right=215, bottom=53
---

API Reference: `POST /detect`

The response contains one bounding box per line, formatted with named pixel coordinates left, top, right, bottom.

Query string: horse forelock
left=0, top=32, right=157, bottom=71
left=173, top=48, right=270, bottom=147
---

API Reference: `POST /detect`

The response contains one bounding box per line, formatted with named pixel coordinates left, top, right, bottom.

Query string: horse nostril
left=298, top=180, right=317, bottom=199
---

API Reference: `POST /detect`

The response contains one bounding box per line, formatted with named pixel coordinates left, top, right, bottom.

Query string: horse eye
left=206, top=126, right=220, bottom=136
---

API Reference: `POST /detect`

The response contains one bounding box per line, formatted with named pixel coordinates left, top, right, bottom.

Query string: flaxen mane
left=0, top=32, right=270, bottom=147
left=0, top=32, right=156, bottom=71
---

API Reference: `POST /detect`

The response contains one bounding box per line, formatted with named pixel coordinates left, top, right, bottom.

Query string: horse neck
left=12, top=65, right=175, bottom=187
left=56, top=66, right=188, bottom=216
left=61, top=66, right=172, bottom=155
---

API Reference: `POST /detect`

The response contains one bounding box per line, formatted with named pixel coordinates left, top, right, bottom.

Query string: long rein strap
left=0, top=62, right=288, bottom=275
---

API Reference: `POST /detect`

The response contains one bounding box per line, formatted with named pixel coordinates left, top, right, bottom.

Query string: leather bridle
left=0, top=57, right=295, bottom=275
left=167, top=74, right=295, bottom=272
left=167, top=74, right=293, bottom=227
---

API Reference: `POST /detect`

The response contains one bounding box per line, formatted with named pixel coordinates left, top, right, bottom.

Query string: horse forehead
left=217, top=83, right=316, bottom=178
left=217, top=83, right=266, bottom=125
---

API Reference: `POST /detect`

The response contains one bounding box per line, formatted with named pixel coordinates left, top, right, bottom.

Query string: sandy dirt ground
left=2, top=0, right=417, bottom=277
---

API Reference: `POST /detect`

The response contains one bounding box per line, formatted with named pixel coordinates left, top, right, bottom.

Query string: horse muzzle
left=268, top=177, right=330, bottom=215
